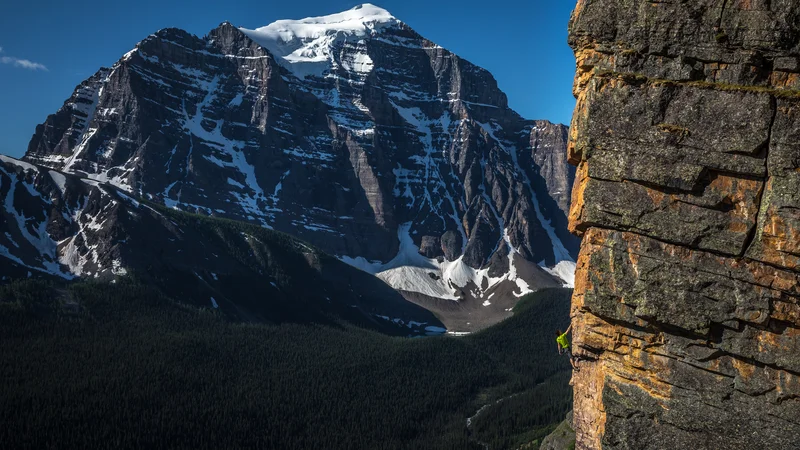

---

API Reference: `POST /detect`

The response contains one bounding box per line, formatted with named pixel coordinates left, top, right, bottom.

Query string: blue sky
left=0, top=0, right=577, bottom=158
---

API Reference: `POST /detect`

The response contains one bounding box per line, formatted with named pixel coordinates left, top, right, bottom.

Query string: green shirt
left=556, top=333, right=570, bottom=349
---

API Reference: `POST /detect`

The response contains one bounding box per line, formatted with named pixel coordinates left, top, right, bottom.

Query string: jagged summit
left=239, top=4, right=401, bottom=79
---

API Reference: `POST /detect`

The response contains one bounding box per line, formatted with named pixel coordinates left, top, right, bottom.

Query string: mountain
left=567, top=0, right=800, bottom=448
left=21, top=4, right=578, bottom=315
left=0, top=155, right=443, bottom=334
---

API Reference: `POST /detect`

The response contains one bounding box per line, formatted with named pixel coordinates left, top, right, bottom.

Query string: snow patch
left=111, top=259, right=128, bottom=276
left=228, top=93, right=244, bottom=107
left=541, top=260, right=576, bottom=288
left=227, top=178, right=246, bottom=189
left=339, top=223, right=533, bottom=301
left=0, top=155, right=38, bottom=171
left=240, top=4, right=398, bottom=79
left=48, top=171, right=67, bottom=195
left=447, top=331, right=471, bottom=337
left=115, top=191, right=140, bottom=208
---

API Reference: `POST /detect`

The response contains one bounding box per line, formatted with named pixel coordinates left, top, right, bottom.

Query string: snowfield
left=340, top=223, right=575, bottom=301
left=240, top=4, right=398, bottom=79
left=542, top=260, right=577, bottom=288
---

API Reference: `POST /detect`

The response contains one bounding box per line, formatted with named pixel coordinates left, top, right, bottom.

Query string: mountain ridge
left=0, top=154, right=445, bottom=334
left=19, top=5, right=577, bottom=320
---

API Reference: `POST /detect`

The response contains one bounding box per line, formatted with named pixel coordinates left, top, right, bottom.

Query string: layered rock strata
left=567, top=1, right=800, bottom=448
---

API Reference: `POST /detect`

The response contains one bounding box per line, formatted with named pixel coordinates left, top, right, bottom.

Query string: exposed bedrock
left=567, top=0, right=800, bottom=448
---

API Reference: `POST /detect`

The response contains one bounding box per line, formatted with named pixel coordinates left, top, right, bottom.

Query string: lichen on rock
left=567, top=1, right=800, bottom=448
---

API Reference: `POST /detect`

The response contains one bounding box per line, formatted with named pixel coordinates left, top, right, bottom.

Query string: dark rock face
left=567, top=1, right=800, bottom=448
left=531, top=120, right=574, bottom=218
left=418, top=235, right=441, bottom=258
left=0, top=156, right=443, bottom=334
left=441, top=230, right=462, bottom=261
left=22, top=5, right=576, bottom=300
left=530, top=120, right=577, bottom=259
left=539, top=411, right=575, bottom=450
left=0, top=156, right=114, bottom=280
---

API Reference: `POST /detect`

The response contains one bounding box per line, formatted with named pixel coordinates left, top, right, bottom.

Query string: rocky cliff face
left=567, top=0, right=800, bottom=448
left=0, top=155, right=443, bottom=334
left=22, top=4, right=577, bottom=304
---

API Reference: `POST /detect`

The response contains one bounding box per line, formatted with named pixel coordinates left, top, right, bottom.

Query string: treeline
left=0, top=279, right=572, bottom=449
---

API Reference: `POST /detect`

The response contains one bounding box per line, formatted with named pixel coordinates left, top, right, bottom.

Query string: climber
left=556, top=324, right=578, bottom=370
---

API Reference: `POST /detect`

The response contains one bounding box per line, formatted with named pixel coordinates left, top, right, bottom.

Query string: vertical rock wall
left=566, top=1, right=800, bottom=448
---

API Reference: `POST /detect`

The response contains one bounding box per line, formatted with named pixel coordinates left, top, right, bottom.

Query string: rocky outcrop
left=539, top=410, right=576, bottom=450
left=22, top=5, right=577, bottom=302
left=567, top=0, right=800, bottom=448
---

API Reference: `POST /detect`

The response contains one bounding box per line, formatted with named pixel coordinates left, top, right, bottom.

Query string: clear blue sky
left=0, top=0, right=577, bottom=158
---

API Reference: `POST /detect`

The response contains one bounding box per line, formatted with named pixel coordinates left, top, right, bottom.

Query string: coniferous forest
left=0, top=280, right=572, bottom=449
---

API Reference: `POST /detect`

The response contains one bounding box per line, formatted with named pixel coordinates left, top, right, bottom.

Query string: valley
left=0, top=282, right=573, bottom=449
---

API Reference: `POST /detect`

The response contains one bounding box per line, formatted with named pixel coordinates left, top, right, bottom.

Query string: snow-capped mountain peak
left=246, top=3, right=397, bottom=38
left=240, top=4, right=400, bottom=79
left=22, top=6, right=579, bottom=331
